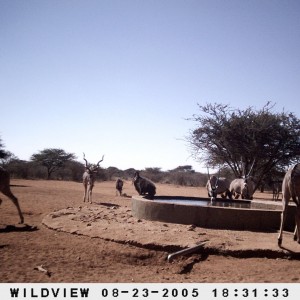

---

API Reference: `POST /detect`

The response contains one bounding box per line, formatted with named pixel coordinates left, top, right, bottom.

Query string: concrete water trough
left=131, top=195, right=296, bottom=231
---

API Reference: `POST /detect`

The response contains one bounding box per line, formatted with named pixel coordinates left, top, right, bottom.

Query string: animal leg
left=88, top=186, right=93, bottom=204
left=83, top=184, right=87, bottom=202
left=226, top=190, right=233, bottom=200
left=294, top=206, right=300, bottom=243
left=278, top=210, right=286, bottom=246
left=1, top=187, right=24, bottom=224
left=278, top=199, right=289, bottom=246
left=293, top=225, right=298, bottom=242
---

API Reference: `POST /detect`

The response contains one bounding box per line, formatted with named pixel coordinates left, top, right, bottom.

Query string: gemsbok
left=206, top=169, right=232, bottom=201
left=230, top=160, right=256, bottom=200
left=278, top=163, right=300, bottom=246
left=82, top=153, right=104, bottom=204
left=0, top=166, right=24, bottom=223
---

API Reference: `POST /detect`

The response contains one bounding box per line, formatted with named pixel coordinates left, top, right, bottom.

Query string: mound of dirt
left=43, top=203, right=300, bottom=259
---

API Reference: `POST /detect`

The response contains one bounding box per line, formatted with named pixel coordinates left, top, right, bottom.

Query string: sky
left=0, top=0, right=300, bottom=172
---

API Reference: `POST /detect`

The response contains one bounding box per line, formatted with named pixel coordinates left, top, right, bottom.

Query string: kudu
left=278, top=163, right=300, bottom=246
left=271, top=179, right=282, bottom=201
left=230, top=159, right=255, bottom=200
left=0, top=166, right=24, bottom=223
left=206, top=169, right=232, bottom=201
left=82, top=153, right=104, bottom=203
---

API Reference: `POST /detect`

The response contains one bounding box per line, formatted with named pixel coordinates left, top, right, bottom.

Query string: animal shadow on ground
left=10, top=184, right=30, bottom=188
left=0, top=224, right=38, bottom=233
left=278, top=245, right=300, bottom=259
left=96, top=202, right=121, bottom=208
left=120, top=193, right=132, bottom=198
left=176, top=253, right=209, bottom=274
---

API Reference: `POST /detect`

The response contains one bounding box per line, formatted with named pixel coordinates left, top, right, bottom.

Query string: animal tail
left=291, top=163, right=300, bottom=207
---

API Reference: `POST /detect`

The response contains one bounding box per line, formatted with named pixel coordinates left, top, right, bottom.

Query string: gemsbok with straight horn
left=230, top=159, right=256, bottom=200
left=0, top=166, right=24, bottom=223
left=82, top=153, right=104, bottom=204
left=278, top=163, right=300, bottom=246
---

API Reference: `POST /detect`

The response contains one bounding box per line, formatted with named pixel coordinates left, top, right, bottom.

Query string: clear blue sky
left=1, top=0, right=299, bottom=171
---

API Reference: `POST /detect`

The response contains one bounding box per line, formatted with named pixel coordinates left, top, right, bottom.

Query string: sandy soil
left=1, top=179, right=300, bottom=283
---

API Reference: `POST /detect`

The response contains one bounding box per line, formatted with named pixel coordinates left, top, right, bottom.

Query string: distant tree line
left=0, top=139, right=208, bottom=186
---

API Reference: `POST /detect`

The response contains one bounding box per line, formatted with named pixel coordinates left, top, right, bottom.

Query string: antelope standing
left=230, top=159, right=256, bottom=200
left=82, top=153, right=104, bottom=203
left=0, top=166, right=24, bottom=223
left=271, top=180, right=282, bottom=201
left=206, top=169, right=232, bottom=201
left=278, top=163, right=300, bottom=246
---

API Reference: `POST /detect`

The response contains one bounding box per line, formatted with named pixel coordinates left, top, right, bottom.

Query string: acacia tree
left=0, top=151, right=19, bottom=167
left=31, top=148, right=76, bottom=179
left=187, top=102, right=300, bottom=188
left=0, top=137, right=8, bottom=159
left=169, top=165, right=195, bottom=173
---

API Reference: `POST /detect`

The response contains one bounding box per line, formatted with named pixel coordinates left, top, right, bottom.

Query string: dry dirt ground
left=1, top=179, right=300, bottom=283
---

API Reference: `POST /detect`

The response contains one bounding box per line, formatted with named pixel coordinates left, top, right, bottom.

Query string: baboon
left=115, top=178, right=123, bottom=196
left=133, top=171, right=156, bottom=200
